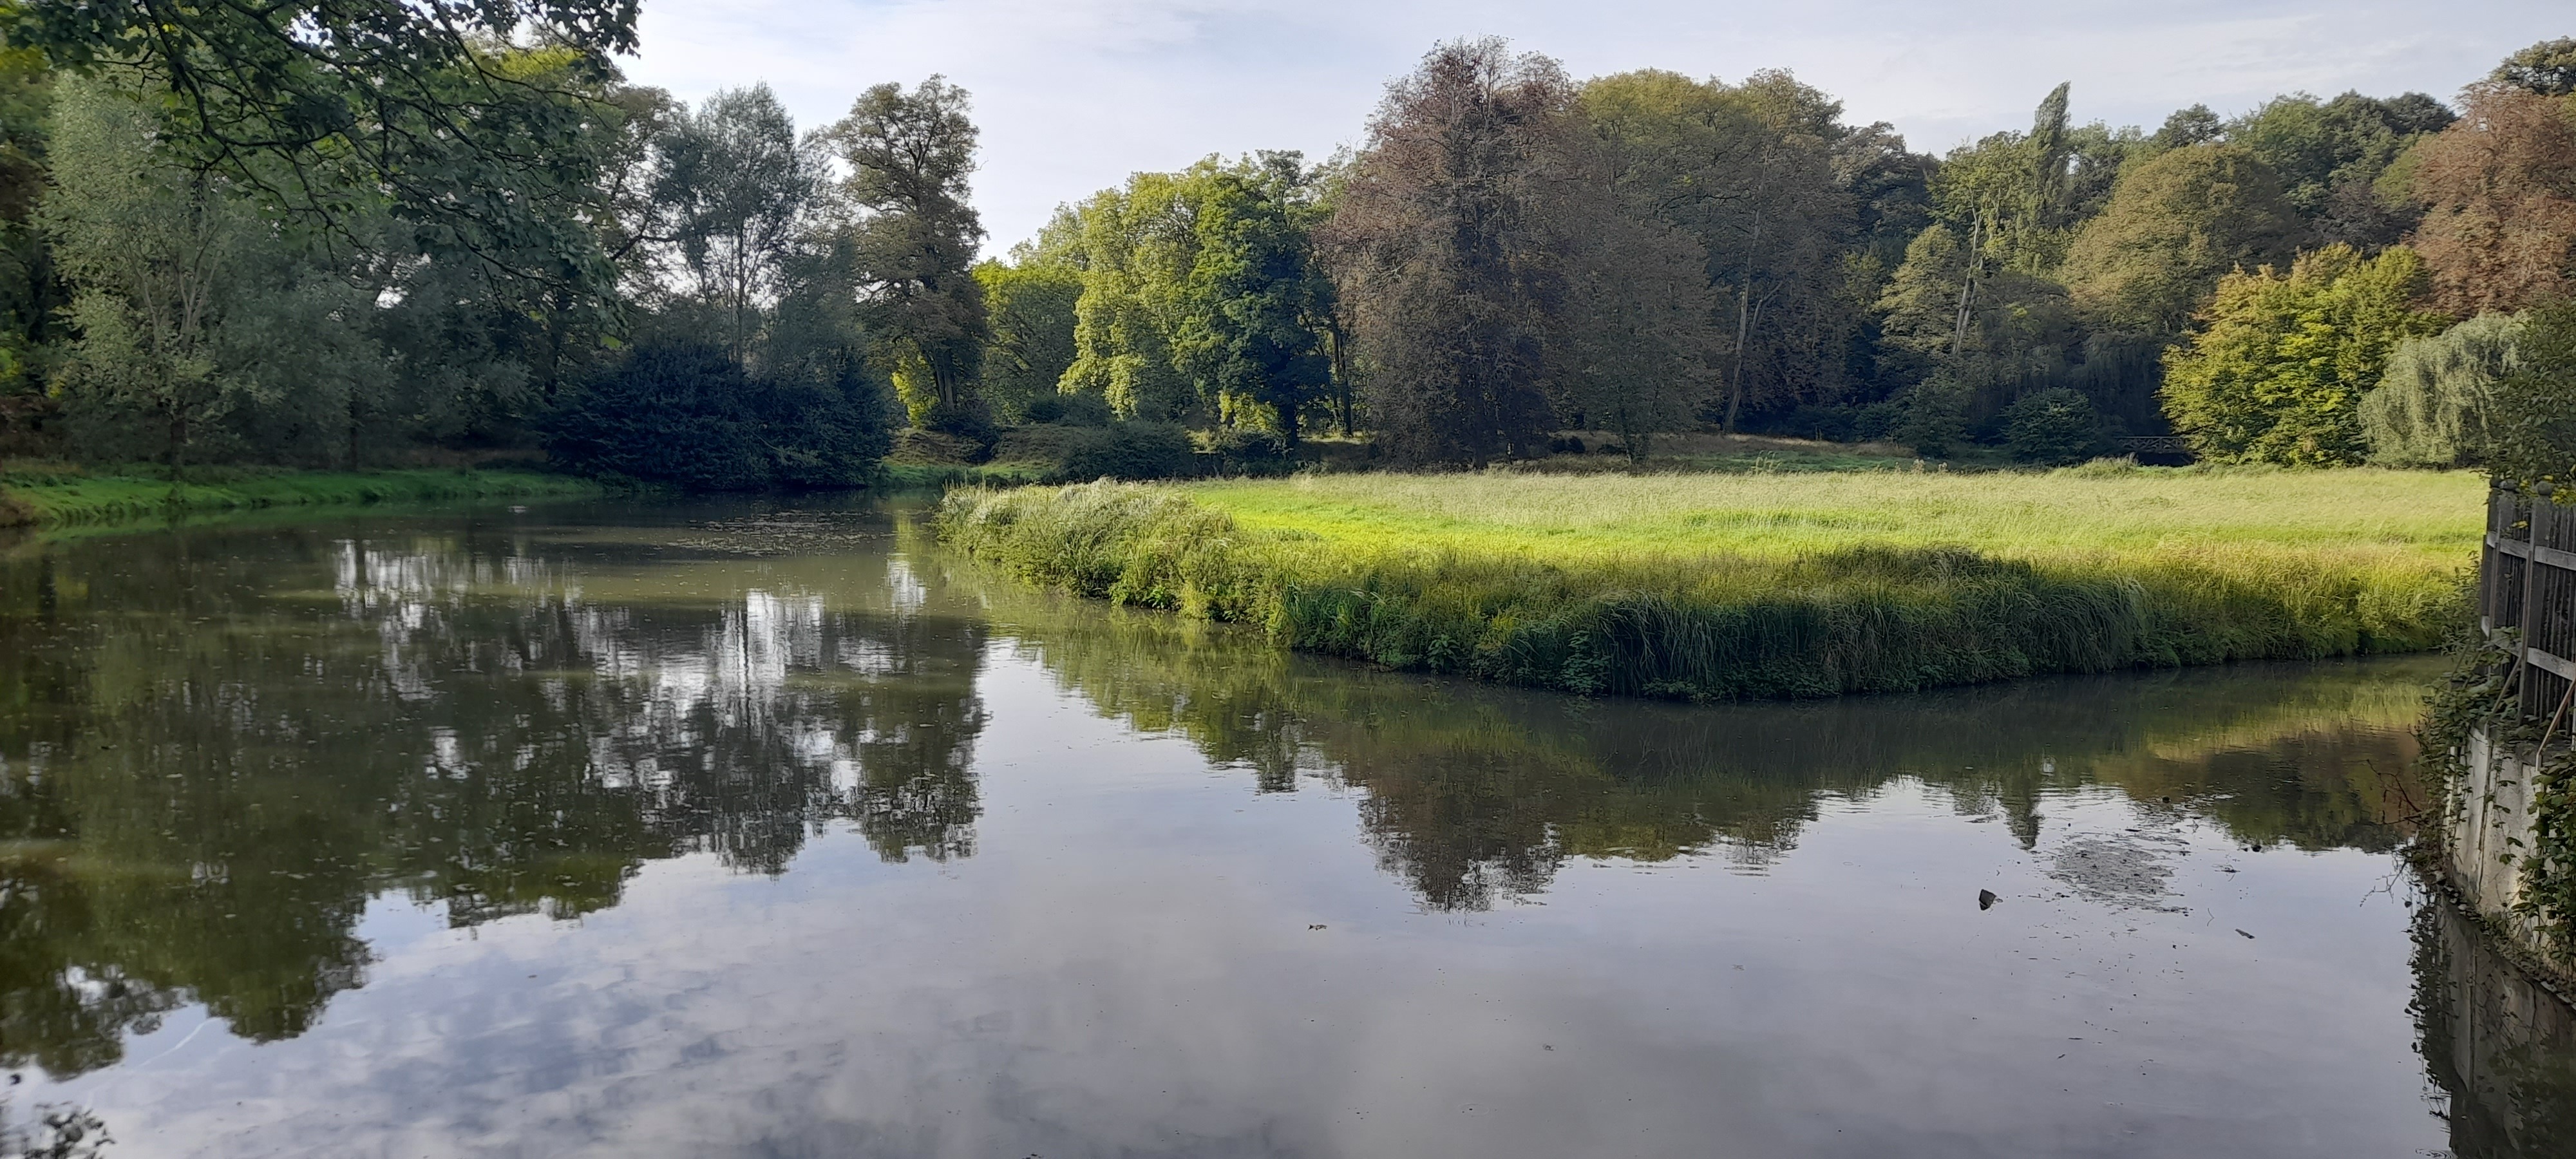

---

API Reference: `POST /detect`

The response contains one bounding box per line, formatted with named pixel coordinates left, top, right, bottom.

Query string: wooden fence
left=2484, top=483, right=2576, bottom=724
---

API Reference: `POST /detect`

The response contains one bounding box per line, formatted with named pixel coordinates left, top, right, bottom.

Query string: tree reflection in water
left=0, top=509, right=987, bottom=1079
left=3, top=501, right=2573, bottom=1159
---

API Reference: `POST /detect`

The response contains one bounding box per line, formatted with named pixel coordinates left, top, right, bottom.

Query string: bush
left=1058, top=421, right=1197, bottom=481
left=2002, top=388, right=2107, bottom=465
left=1895, top=376, right=1969, bottom=457
left=1019, top=391, right=1112, bottom=426
left=1205, top=428, right=1291, bottom=475
left=545, top=340, right=891, bottom=490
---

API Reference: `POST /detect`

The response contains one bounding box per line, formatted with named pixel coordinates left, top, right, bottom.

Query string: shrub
left=1058, top=421, right=1197, bottom=480
left=2002, top=388, right=2107, bottom=465
left=545, top=340, right=891, bottom=490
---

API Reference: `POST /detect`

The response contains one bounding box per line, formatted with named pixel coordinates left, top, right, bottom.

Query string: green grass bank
left=0, top=466, right=614, bottom=528
left=934, top=466, right=2486, bottom=702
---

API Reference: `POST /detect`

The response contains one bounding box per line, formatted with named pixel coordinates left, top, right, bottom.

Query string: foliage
left=827, top=77, right=992, bottom=441
left=2002, top=387, right=2107, bottom=464
left=2060, top=145, right=2298, bottom=334
left=1169, top=154, right=1335, bottom=445
left=2494, top=37, right=2576, bottom=97
left=2407, top=84, right=2576, bottom=317
left=1320, top=39, right=1580, bottom=466
left=10, top=0, right=638, bottom=300
left=2219, top=90, right=2452, bottom=244
left=2486, top=298, right=2576, bottom=485
left=938, top=469, right=2476, bottom=702
left=642, top=84, right=826, bottom=363
left=1056, top=421, right=1196, bottom=481
left=2362, top=312, right=2523, bottom=468
left=543, top=339, right=889, bottom=490
left=973, top=257, right=1082, bottom=422
left=2161, top=245, right=2445, bottom=465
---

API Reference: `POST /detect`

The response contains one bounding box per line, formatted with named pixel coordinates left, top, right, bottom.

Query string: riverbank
left=0, top=466, right=615, bottom=528
left=935, top=465, right=2485, bottom=701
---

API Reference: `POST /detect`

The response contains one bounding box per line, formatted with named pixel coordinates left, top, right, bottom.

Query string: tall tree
left=2059, top=144, right=2298, bottom=334
left=1059, top=171, right=1200, bottom=420
left=828, top=76, right=991, bottom=438
left=2405, top=83, right=2576, bottom=317
left=2160, top=244, right=2444, bottom=465
left=10, top=0, right=638, bottom=294
left=1321, top=39, right=1581, bottom=466
left=2493, top=37, right=2576, bottom=97
left=972, top=256, right=1083, bottom=422
left=648, top=85, right=824, bottom=364
left=1171, top=153, right=1336, bottom=446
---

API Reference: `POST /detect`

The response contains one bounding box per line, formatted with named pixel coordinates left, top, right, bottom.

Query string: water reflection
left=0, top=511, right=987, bottom=1077
left=0, top=501, right=2568, bottom=1159
left=949, top=554, right=2433, bottom=912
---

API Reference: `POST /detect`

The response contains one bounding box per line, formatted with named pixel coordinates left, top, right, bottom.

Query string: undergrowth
left=937, top=479, right=2475, bottom=703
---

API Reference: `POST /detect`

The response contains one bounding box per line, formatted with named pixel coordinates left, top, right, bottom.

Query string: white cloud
left=621, top=0, right=2571, bottom=250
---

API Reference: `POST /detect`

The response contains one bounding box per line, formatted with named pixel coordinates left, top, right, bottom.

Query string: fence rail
left=2483, top=484, right=2576, bottom=722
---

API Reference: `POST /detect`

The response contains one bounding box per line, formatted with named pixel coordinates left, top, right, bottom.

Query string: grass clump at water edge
left=934, top=472, right=2478, bottom=701
left=0, top=465, right=615, bottom=528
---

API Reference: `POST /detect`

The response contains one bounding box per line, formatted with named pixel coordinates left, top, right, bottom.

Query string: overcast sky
left=620, top=0, right=2570, bottom=251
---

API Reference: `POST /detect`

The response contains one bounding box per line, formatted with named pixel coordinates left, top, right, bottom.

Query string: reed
left=936, top=467, right=2481, bottom=701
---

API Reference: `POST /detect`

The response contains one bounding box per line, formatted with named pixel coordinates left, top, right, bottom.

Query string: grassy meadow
left=936, top=464, right=2488, bottom=702
left=0, top=466, right=613, bottom=528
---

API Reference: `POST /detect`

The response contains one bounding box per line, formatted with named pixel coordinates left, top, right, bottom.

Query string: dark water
left=0, top=499, right=2566, bottom=1158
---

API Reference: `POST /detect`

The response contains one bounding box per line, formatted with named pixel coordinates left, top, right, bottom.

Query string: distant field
left=937, top=465, right=2487, bottom=702
left=1188, top=464, right=2484, bottom=566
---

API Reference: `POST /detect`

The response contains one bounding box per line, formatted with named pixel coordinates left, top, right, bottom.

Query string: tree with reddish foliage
left=2406, top=84, right=2576, bottom=317
left=1320, top=39, right=1585, bottom=467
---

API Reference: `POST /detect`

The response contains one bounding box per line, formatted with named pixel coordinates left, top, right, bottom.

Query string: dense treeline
left=0, top=11, right=2571, bottom=483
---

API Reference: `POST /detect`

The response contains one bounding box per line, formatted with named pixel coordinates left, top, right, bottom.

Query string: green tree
left=2001, top=386, right=2105, bottom=464
left=828, top=77, right=992, bottom=439
left=11, top=0, right=638, bottom=296
left=2360, top=312, right=2522, bottom=468
left=647, top=84, right=824, bottom=364
left=2486, top=299, right=2576, bottom=484
left=1170, top=153, right=1334, bottom=445
left=972, top=257, right=1083, bottom=422
left=2494, top=37, right=2576, bottom=97
left=1059, top=171, right=1199, bottom=420
left=2160, top=244, right=2445, bottom=464
left=2060, top=144, right=2298, bottom=334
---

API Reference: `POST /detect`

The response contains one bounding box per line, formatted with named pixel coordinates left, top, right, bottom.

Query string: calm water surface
left=1, top=499, right=2569, bottom=1158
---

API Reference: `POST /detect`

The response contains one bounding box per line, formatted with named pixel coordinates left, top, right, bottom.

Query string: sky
left=620, top=0, right=2571, bottom=251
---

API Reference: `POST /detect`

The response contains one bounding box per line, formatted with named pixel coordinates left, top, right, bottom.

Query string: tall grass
left=0, top=466, right=613, bottom=528
left=936, top=467, right=2481, bottom=702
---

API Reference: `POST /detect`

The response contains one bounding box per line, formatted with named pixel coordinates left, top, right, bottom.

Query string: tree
left=1321, top=39, right=1580, bottom=466
left=827, top=77, right=991, bottom=438
left=2060, top=144, right=2298, bottom=334
left=2486, top=299, right=2576, bottom=484
left=648, top=85, right=824, bottom=364
left=1578, top=69, right=1858, bottom=431
left=973, top=258, right=1082, bottom=422
left=10, top=0, right=638, bottom=294
left=1171, top=153, right=1335, bottom=446
left=2160, top=244, right=2445, bottom=465
left=2494, top=37, right=2576, bottom=97
left=2406, top=84, right=2576, bottom=317
left=44, top=73, right=265, bottom=475
left=1059, top=171, right=1199, bottom=420
left=2360, top=312, right=2522, bottom=468
left=2222, top=91, right=2454, bottom=230
left=2001, top=387, right=2106, bottom=464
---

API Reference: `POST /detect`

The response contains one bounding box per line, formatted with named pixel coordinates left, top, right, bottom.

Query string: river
left=0, top=498, right=2565, bottom=1158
